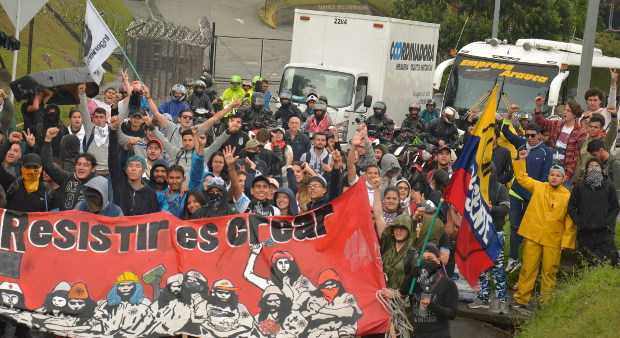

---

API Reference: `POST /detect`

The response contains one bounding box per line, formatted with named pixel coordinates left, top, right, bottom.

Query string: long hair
left=106, top=283, right=144, bottom=308
left=42, top=290, right=68, bottom=314
left=183, top=190, right=207, bottom=219
left=157, top=285, right=188, bottom=309
left=270, top=260, right=301, bottom=290
left=257, top=293, right=292, bottom=324
left=207, top=291, right=239, bottom=309
left=208, top=152, right=229, bottom=182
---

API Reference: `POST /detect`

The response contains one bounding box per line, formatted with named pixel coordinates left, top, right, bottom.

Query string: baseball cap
left=307, top=175, right=327, bottom=188
left=22, top=153, right=42, bottom=167
left=245, top=138, right=261, bottom=150
left=252, top=175, right=270, bottom=187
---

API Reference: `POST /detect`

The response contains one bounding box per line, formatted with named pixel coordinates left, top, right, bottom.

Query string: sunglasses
left=526, top=133, right=537, bottom=138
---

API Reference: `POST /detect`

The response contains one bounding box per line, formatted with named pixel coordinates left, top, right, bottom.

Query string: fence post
left=259, top=38, right=264, bottom=77
left=209, top=22, right=216, bottom=73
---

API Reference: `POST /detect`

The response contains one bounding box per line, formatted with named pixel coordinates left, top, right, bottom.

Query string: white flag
left=83, top=0, right=119, bottom=76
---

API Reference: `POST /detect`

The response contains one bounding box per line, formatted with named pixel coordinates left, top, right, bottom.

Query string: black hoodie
left=109, top=129, right=159, bottom=216
left=36, top=104, right=68, bottom=157
left=41, top=141, right=94, bottom=210
left=59, top=134, right=81, bottom=172
left=147, top=159, right=169, bottom=192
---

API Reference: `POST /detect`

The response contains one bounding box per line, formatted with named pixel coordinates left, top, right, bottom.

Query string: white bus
left=434, top=38, right=620, bottom=114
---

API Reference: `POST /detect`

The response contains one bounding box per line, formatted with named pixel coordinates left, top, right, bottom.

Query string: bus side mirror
left=364, top=95, right=373, bottom=108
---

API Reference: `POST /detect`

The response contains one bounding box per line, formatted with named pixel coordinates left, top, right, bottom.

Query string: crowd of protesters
left=0, top=65, right=619, bottom=338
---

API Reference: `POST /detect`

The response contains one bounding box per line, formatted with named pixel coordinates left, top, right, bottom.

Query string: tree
left=393, top=0, right=593, bottom=59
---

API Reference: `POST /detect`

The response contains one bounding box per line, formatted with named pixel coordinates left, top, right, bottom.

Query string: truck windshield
left=280, top=67, right=354, bottom=108
left=446, top=56, right=558, bottom=113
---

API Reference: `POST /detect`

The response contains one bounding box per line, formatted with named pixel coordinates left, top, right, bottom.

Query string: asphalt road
left=154, top=0, right=293, bottom=86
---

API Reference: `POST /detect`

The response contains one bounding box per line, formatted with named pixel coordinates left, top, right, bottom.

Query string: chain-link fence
left=125, top=18, right=211, bottom=100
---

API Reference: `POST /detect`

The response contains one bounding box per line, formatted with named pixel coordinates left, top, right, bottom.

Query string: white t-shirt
left=553, top=125, right=573, bottom=163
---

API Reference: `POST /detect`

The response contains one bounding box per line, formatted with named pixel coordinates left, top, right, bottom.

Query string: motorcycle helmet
left=201, top=73, right=214, bottom=87
left=443, top=106, right=457, bottom=124
left=194, top=80, right=206, bottom=88
left=373, top=101, right=387, bottom=116
left=230, top=75, right=242, bottom=86
left=409, top=102, right=421, bottom=112
left=170, top=84, right=187, bottom=102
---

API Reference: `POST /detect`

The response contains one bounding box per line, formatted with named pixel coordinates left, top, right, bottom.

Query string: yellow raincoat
left=512, top=159, right=576, bottom=305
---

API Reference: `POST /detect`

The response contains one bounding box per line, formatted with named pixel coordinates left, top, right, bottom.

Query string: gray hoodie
left=75, top=176, right=123, bottom=216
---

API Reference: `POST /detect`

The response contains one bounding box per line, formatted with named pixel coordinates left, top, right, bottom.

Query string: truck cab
left=435, top=39, right=620, bottom=115
left=280, top=63, right=371, bottom=141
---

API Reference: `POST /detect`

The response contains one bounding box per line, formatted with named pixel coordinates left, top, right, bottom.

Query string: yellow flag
left=472, top=84, right=500, bottom=204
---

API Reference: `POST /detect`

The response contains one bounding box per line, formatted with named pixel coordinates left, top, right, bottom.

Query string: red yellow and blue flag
left=444, top=84, right=504, bottom=287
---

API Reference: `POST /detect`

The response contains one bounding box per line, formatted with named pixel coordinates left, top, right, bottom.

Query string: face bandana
left=585, top=166, right=604, bottom=188
left=320, top=286, right=339, bottom=303
left=21, top=167, right=42, bottom=193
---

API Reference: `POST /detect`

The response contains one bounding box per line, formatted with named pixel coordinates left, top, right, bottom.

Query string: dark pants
left=578, top=228, right=619, bottom=266
left=508, top=196, right=527, bottom=260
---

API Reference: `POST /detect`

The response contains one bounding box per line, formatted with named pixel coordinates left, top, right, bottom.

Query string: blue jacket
left=502, top=124, right=553, bottom=200
left=159, top=100, right=190, bottom=120
left=157, top=188, right=187, bottom=218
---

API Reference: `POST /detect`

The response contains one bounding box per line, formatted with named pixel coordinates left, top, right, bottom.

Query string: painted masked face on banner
left=276, top=259, right=291, bottom=274
left=68, top=299, right=86, bottom=312
left=117, top=282, right=135, bottom=298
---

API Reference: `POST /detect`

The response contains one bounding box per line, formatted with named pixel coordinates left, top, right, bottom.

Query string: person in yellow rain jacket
left=221, top=75, right=245, bottom=106
left=511, top=148, right=576, bottom=310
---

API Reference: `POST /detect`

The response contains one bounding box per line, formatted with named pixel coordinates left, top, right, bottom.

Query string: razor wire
left=126, top=18, right=211, bottom=47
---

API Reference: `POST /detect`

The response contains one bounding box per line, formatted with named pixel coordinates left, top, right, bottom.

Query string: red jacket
left=534, top=112, right=587, bottom=181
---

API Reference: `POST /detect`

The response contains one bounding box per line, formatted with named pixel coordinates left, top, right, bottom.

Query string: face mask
left=207, top=191, right=223, bottom=202
left=21, top=167, right=42, bottom=193
left=585, top=166, right=604, bottom=188
left=320, top=287, right=339, bottom=303
left=422, top=261, right=440, bottom=274
left=195, top=88, right=204, bottom=94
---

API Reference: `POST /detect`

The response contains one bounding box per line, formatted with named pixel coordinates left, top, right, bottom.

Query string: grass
left=368, top=0, right=395, bottom=16
left=517, top=264, right=620, bottom=338
left=259, top=0, right=374, bottom=28
left=0, top=0, right=132, bottom=125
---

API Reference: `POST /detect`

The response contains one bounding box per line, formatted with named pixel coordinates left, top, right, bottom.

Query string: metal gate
left=125, top=18, right=211, bottom=100
left=210, top=33, right=291, bottom=92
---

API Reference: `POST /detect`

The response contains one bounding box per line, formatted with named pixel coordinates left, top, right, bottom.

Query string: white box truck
left=279, top=9, right=440, bottom=141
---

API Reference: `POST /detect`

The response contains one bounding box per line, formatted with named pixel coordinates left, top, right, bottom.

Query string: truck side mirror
left=364, top=95, right=373, bottom=108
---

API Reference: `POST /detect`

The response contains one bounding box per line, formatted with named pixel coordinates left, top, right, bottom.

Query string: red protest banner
left=0, top=179, right=388, bottom=337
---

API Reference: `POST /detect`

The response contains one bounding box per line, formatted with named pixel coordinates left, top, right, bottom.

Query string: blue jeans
left=508, top=196, right=527, bottom=261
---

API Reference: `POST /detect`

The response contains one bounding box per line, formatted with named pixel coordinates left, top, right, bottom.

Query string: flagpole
left=118, top=46, right=142, bottom=83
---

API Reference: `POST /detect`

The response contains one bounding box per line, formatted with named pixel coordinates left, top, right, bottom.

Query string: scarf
left=21, top=167, right=42, bottom=193
left=308, top=146, right=329, bottom=173
left=585, top=166, right=604, bottom=189
left=93, top=125, right=109, bottom=147
left=307, top=114, right=330, bottom=133
left=69, top=125, right=86, bottom=152
left=248, top=200, right=275, bottom=216
left=383, top=210, right=399, bottom=225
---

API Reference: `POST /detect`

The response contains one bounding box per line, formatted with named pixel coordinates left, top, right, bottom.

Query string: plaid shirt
left=534, top=112, right=587, bottom=181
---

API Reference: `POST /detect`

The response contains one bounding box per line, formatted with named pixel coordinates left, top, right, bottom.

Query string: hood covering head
left=388, top=213, right=413, bottom=244
left=380, top=153, right=401, bottom=176
left=44, top=104, right=61, bottom=127
left=84, top=176, right=111, bottom=209
left=275, top=187, right=299, bottom=215
left=149, top=159, right=169, bottom=177
left=60, top=134, right=81, bottom=163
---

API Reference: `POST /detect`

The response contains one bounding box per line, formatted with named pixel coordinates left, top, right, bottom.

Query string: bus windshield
left=446, top=56, right=559, bottom=113
left=280, top=67, right=355, bottom=108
